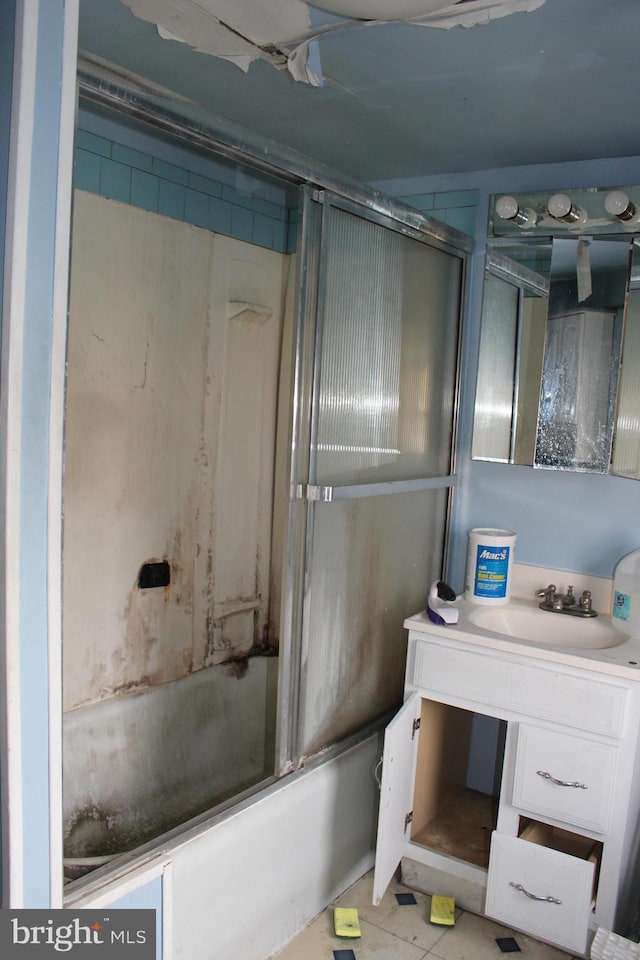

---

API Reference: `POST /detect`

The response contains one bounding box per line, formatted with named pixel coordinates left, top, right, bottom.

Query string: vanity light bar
left=492, top=185, right=640, bottom=235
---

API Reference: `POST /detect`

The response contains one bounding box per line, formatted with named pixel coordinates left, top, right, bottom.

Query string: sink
left=465, top=601, right=623, bottom=649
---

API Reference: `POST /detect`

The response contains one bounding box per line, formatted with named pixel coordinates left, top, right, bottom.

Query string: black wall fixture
left=138, top=560, right=171, bottom=589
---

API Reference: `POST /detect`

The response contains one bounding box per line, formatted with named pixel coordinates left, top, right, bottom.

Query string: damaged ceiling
left=78, top=0, right=640, bottom=182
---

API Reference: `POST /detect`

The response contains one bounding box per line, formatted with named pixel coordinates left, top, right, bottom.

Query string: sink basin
left=465, top=601, right=623, bottom=649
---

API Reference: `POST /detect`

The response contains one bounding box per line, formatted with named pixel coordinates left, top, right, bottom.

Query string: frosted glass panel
left=315, top=208, right=462, bottom=485
left=299, top=489, right=448, bottom=755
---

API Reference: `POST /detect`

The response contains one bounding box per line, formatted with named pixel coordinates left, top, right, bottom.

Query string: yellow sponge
left=334, top=907, right=361, bottom=938
left=430, top=895, right=455, bottom=926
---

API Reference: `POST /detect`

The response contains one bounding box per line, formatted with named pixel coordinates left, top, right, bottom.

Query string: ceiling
left=77, top=0, right=640, bottom=184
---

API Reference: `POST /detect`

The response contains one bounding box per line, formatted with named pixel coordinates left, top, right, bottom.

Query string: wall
left=374, top=156, right=640, bottom=589
left=0, top=0, right=16, bottom=910
left=1, top=0, right=78, bottom=907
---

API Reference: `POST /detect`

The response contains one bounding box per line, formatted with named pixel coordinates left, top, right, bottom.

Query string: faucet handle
left=579, top=590, right=593, bottom=612
left=536, top=584, right=557, bottom=604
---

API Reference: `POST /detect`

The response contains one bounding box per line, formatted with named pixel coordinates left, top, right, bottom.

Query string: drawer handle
left=537, top=770, right=588, bottom=789
left=509, top=882, right=562, bottom=905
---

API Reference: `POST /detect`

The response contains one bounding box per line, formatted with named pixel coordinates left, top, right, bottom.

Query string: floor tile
left=333, top=870, right=457, bottom=952
left=274, top=909, right=428, bottom=960
left=426, top=910, right=573, bottom=960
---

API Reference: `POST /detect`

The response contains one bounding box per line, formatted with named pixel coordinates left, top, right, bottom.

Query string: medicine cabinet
left=472, top=186, right=640, bottom=478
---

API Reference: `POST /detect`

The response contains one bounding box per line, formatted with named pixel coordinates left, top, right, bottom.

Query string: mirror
left=472, top=235, right=635, bottom=475
left=612, top=241, right=640, bottom=479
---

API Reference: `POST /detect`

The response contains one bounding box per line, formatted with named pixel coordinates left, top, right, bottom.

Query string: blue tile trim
left=74, top=149, right=101, bottom=194
left=76, top=129, right=111, bottom=157
left=130, top=169, right=159, bottom=213
left=158, top=179, right=186, bottom=220
left=74, top=128, right=295, bottom=253
left=100, top=158, right=131, bottom=203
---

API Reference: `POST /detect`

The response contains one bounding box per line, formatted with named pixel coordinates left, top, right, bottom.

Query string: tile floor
left=274, top=869, right=575, bottom=960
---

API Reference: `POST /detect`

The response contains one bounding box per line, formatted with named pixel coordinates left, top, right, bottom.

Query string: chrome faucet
left=535, top=584, right=598, bottom=618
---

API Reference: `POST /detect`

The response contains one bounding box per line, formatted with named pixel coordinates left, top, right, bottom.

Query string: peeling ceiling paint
left=120, top=0, right=547, bottom=85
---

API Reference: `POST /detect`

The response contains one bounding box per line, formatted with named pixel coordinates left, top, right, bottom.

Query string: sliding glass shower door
left=281, top=191, right=465, bottom=761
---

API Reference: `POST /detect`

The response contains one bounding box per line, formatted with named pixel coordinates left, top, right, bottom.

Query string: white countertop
left=405, top=593, right=640, bottom=682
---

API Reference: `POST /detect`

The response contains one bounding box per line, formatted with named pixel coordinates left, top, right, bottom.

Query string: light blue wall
left=374, top=156, right=640, bottom=589
left=0, top=0, right=16, bottom=912
left=110, top=877, right=163, bottom=960
left=12, top=0, right=68, bottom=907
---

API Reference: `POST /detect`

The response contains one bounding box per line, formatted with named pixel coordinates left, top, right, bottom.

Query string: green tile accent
left=158, top=179, right=186, bottom=220
left=400, top=193, right=435, bottom=211
left=209, top=197, right=232, bottom=235
left=231, top=204, right=254, bottom=243
left=75, top=128, right=292, bottom=253
left=152, top=158, right=189, bottom=186
left=76, top=129, right=112, bottom=157
left=188, top=172, right=222, bottom=198
left=74, top=149, right=101, bottom=193
left=443, top=206, right=477, bottom=234
left=130, top=170, right=159, bottom=212
left=252, top=212, right=274, bottom=249
left=112, top=143, right=153, bottom=173
left=185, top=189, right=210, bottom=229
left=253, top=197, right=286, bottom=221
left=433, top=189, right=480, bottom=209
left=275, top=220, right=290, bottom=254
left=100, top=158, right=131, bottom=203
left=223, top=185, right=254, bottom=210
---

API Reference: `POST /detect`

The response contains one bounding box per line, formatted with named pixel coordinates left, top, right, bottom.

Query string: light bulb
left=605, top=190, right=638, bottom=222
left=495, top=195, right=536, bottom=228
left=547, top=193, right=586, bottom=225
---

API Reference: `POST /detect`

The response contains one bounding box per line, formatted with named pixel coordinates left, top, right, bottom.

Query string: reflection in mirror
left=535, top=238, right=628, bottom=473
left=473, top=237, right=633, bottom=474
left=472, top=241, right=550, bottom=464
left=612, top=240, right=640, bottom=479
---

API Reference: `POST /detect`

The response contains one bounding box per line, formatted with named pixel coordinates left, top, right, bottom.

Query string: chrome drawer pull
left=510, top=882, right=562, bottom=905
left=537, top=770, right=588, bottom=789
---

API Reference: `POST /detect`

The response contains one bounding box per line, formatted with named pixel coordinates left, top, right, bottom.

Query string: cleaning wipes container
left=612, top=547, right=640, bottom=638
left=465, top=528, right=516, bottom=605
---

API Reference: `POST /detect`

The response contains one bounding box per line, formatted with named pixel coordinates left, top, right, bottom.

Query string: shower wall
left=64, top=190, right=287, bottom=711
left=62, top=191, right=289, bottom=853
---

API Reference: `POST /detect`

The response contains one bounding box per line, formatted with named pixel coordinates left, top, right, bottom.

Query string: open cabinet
left=373, top=615, right=640, bottom=956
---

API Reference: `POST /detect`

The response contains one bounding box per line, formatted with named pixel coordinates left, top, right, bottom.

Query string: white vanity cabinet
left=373, top=615, right=640, bottom=956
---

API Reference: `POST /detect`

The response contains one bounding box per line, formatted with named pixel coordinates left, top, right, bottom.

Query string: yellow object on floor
left=430, top=895, right=455, bottom=926
left=334, top=907, right=361, bottom=938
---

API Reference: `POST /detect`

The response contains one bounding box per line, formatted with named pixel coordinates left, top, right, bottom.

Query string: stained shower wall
left=63, top=188, right=290, bottom=853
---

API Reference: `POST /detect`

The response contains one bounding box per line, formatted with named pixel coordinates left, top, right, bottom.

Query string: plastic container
left=465, top=528, right=517, bottom=605
left=612, top=548, right=640, bottom=638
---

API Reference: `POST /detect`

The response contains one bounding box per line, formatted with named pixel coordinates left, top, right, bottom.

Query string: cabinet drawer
left=411, top=636, right=626, bottom=737
left=486, top=829, right=598, bottom=954
left=513, top=724, right=617, bottom=833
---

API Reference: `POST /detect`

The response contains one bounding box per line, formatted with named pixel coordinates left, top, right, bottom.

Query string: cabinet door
left=373, top=692, right=421, bottom=904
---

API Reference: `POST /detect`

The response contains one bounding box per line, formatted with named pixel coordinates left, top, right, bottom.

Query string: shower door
left=279, top=190, right=465, bottom=762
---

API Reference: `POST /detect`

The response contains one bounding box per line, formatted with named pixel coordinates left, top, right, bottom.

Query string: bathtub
left=63, top=655, right=278, bottom=863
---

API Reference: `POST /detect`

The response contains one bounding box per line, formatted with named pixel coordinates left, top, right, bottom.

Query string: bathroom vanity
left=373, top=569, right=640, bottom=955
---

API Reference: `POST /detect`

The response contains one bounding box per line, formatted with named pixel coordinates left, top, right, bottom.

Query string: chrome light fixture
left=495, top=195, right=537, bottom=228
left=605, top=190, right=640, bottom=225
left=547, top=193, right=586, bottom=225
